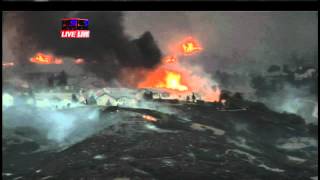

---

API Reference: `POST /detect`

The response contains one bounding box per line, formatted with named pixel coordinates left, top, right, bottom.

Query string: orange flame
left=180, top=37, right=202, bottom=55
left=142, top=114, right=157, bottom=122
left=138, top=68, right=189, bottom=92
left=161, top=71, right=188, bottom=91
left=3, top=62, right=15, bottom=68
left=132, top=36, right=220, bottom=102
left=163, top=56, right=177, bottom=64
left=30, top=53, right=63, bottom=65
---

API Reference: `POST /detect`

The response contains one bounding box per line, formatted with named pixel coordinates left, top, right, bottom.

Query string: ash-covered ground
left=2, top=96, right=318, bottom=180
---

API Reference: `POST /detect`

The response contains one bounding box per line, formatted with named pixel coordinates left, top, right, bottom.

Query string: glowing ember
left=142, top=114, right=157, bottom=122
left=180, top=37, right=202, bottom=55
left=30, top=53, right=63, bottom=64
left=2, top=62, right=15, bottom=68
left=74, top=58, right=85, bottom=64
left=163, top=56, right=177, bottom=64
left=138, top=68, right=189, bottom=92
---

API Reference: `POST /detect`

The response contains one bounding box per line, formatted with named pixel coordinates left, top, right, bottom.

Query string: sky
left=123, top=11, right=318, bottom=73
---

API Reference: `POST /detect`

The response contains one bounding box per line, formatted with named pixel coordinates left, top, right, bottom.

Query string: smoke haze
left=124, top=11, right=318, bottom=73
left=3, top=11, right=162, bottom=80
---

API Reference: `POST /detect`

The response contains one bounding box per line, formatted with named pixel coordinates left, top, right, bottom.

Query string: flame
left=138, top=68, right=189, bottom=92
left=136, top=64, right=220, bottom=102
left=74, top=58, right=85, bottom=64
left=180, top=37, right=202, bottom=55
left=161, top=71, right=188, bottom=91
left=142, top=114, right=157, bottom=122
left=163, top=56, right=177, bottom=64
left=30, top=53, right=63, bottom=64
left=3, top=62, right=15, bottom=68
left=132, top=36, right=220, bottom=102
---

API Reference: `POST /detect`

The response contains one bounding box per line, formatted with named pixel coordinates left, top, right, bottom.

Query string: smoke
left=124, top=11, right=318, bottom=73
left=252, top=83, right=318, bottom=125
left=3, top=11, right=162, bottom=81
left=3, top=92, right=102, bottom=146
left=168, top=60, right=221, bottom=102
left=2, top=87, right=179, bottom=149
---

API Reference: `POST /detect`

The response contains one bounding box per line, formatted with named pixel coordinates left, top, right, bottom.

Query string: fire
left=74, top=58, right=85, bottom=64
left=138, top=68, right=189, bottom=92
left=180, top=37, right=202, bottom=55
left=3, top=62, right=15, bottom=68
left=163, top=56, right=177, bottom=64
left=133, top=36, right=220, bottom=102
left=142, top=114, right=157, bottom=122
left=161, top=71, right=188, bottom=91
left=30, top=53, right=63, bottom=65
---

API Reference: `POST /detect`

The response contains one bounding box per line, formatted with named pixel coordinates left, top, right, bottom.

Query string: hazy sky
left=124, top=11, right=318, bottom=73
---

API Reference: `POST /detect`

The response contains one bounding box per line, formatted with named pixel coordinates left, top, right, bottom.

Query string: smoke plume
left=3, top=11, right=162, bottom=81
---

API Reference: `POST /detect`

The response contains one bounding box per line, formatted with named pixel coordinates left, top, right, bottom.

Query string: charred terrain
left=3, top=98, right=318, bottom=180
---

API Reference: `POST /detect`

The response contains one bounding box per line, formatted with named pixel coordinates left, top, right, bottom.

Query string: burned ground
left=3, top=101, right=318, bottom=180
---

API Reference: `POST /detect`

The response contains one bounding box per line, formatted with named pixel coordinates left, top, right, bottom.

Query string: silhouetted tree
left=72, top=94, right=78, bottom=102
left=192, top=93, right=196, bottom=103
left=48, top=75, right=54, bottom=88
left=219, top=90, right=231, bottom=103
left=251, top=75, right=270, bottom=97
left=233, top=92, right=243, bottom=101
left=143, top=91, right=153, bottom=100
left=57, top=70, right=68, bottom=86
left=267, top=65, right=281, bottom=73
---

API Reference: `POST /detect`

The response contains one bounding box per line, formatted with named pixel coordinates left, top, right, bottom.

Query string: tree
left=57, top=70, right=68, bottom=86
left=233, top=92, right=243, bottom=101
left=48, top=75, right=54, bottom=88
left=250, top=75, right=269, bottom=97
left=219, top=90, right=231, bottom=102
left=143, top=91, right=153, bottom=100
left=267, top=65, right=281, bottom=73
left=72, top=94, right=78, bottom=102
left=192, top=93, right=196, bottom=103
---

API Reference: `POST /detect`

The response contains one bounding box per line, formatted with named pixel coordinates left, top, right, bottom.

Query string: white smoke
left=3, top=91, right=101, bottom=147
left=2, top=86, right=178, bottom=149
left=259, top=84, right=318, bottom=125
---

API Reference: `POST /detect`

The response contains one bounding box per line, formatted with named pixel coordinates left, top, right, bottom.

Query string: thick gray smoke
left=3, top=11, right=162, bottom=81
